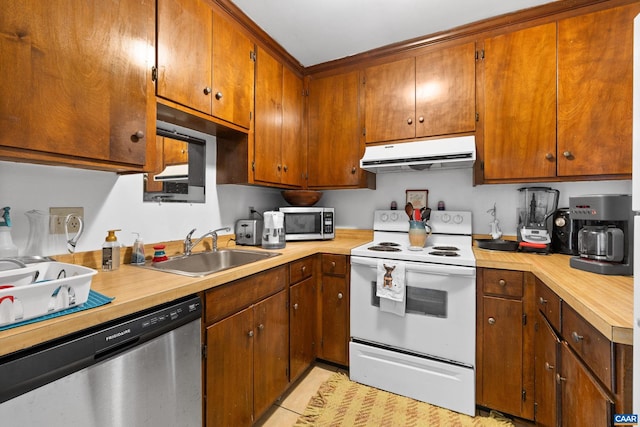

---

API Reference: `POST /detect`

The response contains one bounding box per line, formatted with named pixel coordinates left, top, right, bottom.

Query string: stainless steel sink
left=147, top=248, right=281, bottom=277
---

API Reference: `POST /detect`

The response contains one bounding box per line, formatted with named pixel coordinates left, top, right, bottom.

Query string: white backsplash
left=0, top=148, right=630, bottom=255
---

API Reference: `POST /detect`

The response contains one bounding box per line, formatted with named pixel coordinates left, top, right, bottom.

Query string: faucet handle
left=185, top=228, right=197, bottom=241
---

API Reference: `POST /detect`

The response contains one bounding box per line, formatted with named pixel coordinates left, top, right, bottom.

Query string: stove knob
left=381, top=213, right=389, bottom=222
left=441, top=213, right=451, bottom=223
left=390, top=212, right=399, bottom=221
left=453, top=214, right=463, bottom=224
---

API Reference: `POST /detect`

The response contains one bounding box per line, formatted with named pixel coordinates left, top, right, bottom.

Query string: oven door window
left=370, top=282, right=447, bottom=318
left=284, top=213, right=321, bottom=235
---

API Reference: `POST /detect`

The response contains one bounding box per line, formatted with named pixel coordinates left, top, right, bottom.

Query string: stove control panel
left=373, top=210, right=472, bottom=235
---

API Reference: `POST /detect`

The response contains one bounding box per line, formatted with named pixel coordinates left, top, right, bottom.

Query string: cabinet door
left=481, top=296, right=523, bottom=416
left=290, top=277, right=317, bottom=381
left=205, top=307, right=254, bottom=427
left=559, top=342, right=614, bottom=426
left=319, top=274, right=349, bottom=365
left=254, top=47, right=283, bottom=184
left=535, top=312, right=560, bottom=427
left=157, top=0, right=212, bottom=115
left=0, top=0, right=152, bottom=167
left=163, top=137, right=189, bottom=165
left=308, top=71, right=363, bottom=187
left=212, top=11, right=254, bottom=129
left=364, top=58, right=416, bottom=143
left=557, top=4, right=640, bottom=177
left=482, top=23, right=556, bottom=180
left=415, top=43, right=476, bottom=137
left=281, top=67, right=305, bottom=187
left=253, top=290, right=289, bottom=420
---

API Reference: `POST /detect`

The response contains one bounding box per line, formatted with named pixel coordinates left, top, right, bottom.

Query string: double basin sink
left=147, top=248, right=281, bottom=277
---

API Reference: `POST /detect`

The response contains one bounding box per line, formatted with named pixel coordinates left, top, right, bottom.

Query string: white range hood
left=360, top=135, right=476, bottom=173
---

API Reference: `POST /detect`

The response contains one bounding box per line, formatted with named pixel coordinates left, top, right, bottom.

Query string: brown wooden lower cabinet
left=534, top=312, right=560, bottom=427
left=289, top=256, right=317, bottom=382
left=317, top=254, right=350, bottom=366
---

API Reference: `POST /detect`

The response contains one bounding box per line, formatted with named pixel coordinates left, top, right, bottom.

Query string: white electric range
left=349, top=209, right=477, bottom=416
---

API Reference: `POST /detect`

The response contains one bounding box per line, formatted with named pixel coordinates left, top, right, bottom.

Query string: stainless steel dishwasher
left=0, top=295, right=202, bottom=427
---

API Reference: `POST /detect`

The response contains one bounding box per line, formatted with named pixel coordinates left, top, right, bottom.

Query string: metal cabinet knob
left=407, top=118, right=413, bottom=125
left=283, top=165, right=288, bottom=172
left=277, top=164, right=282, bottom=171
left=539, top=297, right=547, bottom=305
left=301, top=265, right=307, bottom=273
left=498, top=279, right=506, bottom=287
left=545, top=362, right=554, bottom=371
left=215, top=92, right=223, bottom=100
left=545, top=153, right=554, bottom=160
left=258, top=324, right=264, bottom=331
left=248, top=330, right=254, bottom=337
left=204, top=87, right=212, bottom=95
left=418, top=116, right=424, bottom=123
left=563, top=151, right=572, bottom=158
left=571, top=331, right=584, bottom=343
left=556, top=373, right=567, bottom=384
left=337, top=292, right=343, bottom=300
left=488, top=317, right=496, bottom=325
left=132, top=130, right=145, bottom=141
left=293, top=303, right=299, bottom=310
left=351, top=167, right=357, bottom=174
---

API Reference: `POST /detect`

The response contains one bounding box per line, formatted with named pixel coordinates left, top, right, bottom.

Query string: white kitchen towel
left=376, top=260, right=406, bottom=316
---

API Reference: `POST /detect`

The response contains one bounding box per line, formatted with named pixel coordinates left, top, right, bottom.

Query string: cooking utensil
left=405, top=203, right=413, bottom=220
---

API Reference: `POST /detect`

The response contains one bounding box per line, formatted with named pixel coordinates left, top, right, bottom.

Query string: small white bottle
left=131, top=232, right=145, bottom=265
left=0, top=207, right=19, bottom=257
left=102, top=229, right=121, bottom=271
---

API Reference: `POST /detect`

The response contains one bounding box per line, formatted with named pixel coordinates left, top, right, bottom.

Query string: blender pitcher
left=24, top=210, right=84, bottom=256
left=516, top=187, right=559, bottom=251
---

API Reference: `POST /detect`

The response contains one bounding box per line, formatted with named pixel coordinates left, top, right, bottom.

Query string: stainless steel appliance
left=570, top=194, right=633, bottom=275
left=551, top=208, right=578, bottom=255
left=235, top=218, right=263, bottom=246
left=279, top=207, right=334, bottom=241
left=0, top=295, right=202, bottom=427
left=517, top=187, right=559, bottom=253
left=350, top=210, right=476, bottom=416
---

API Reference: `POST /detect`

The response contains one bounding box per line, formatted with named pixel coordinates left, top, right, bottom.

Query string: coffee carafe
left=516, top=187, right=559, bottom=253
left=569, top=194, right=633, bottom=275
left=262, top=211, right=285, bottom=249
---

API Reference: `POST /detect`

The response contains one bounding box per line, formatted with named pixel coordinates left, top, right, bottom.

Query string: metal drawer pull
left=204, top=87, right=212, bottom=95
left=215, top=92, right=223, bottom=100
left=556, top=373, right=566, bottom=384
left=571, top=331, right=584, bottom=343
left=488, top=317, right=496, bottom=325
left=337, top=292, right=343, bottom=300
left=539, top=297, right=547, bottom=305
left=248, top=330, right=254, bottom=337
left=407, top=118, right=413, bottom=125
left=301, top=265, right=306, bottom=273
left=545, top=362, right=554, bottom=371
left=258, top=324, right=264, bottom=331
left=498, top=279, right=506, bottom=287
left=293, top=303, right=299, bottom=310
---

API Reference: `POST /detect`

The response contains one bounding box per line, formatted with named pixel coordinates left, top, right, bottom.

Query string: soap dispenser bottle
left=131, top=232, right=145, bottom=265
left=102, top=229, right=121, bottom=271
left=0, top=207, right=19, bottom=257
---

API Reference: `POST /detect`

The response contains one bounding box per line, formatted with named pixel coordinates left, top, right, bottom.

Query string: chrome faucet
left=183, top=227, right=231, bottom=256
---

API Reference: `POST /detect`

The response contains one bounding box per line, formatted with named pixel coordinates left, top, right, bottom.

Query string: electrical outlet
left=49, top=207, right=84, bottom=235
left=249, top=206, right=255, bottom=216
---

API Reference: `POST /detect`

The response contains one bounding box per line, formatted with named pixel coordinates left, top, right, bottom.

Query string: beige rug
left=294, top=372, right=514, bottom=427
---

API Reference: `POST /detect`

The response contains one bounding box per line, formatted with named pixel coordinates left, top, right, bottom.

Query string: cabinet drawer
left=290, top=256, right=314, bottom=284
left=535, top=279, right=561, bottom=331
left=561, top=303, right=612, bottom=390
left=205, top=265, right=287, bottom=324
left=322, top=254, right=347, bottom=276
left=482, top=269, right=523, bottom=298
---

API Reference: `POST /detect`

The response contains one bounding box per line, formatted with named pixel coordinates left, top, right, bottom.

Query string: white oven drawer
left=349, top=341, right=475, bottom=417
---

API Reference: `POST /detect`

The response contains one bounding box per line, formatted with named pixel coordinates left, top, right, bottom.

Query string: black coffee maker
left=551, top=208, right=578, bottom=255
left=569, top=194, right=633, bottom=275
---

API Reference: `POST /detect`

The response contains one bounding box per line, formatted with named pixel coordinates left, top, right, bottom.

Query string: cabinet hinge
left=475, top=49, right=485, bottom=60
left=202, top=344, right=207, bottom=359
left=252, top=161, right=255, bottom=171
left=522, top=313, right=527, bottom=326
left=250, top=50, right=256, bottom=62
left=151, top=66, right=158, bottom=82
left=362, top=76, right=366, bottom=85
left=249, top=111, right=253, bottom=121
left=480, top=161, right=484, bottom=171
left=475, top=112, right=479, bottom=122
left=522, top=389, right=526, bottom=401
left=362, top=127, right=366, bottom=136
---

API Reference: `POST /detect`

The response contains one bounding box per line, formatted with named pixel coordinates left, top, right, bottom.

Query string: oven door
left=350, top=255, right=476, bottom=366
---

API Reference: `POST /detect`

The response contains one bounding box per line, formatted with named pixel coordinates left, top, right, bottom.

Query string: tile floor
left=255, top=362, right=533, bottom=427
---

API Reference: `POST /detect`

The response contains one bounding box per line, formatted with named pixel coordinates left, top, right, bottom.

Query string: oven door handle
left=351, top=256, right=475, bottom=277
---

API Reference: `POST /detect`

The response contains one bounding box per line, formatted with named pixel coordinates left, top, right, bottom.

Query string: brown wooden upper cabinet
left=254, top=47, right=305, bottom=187
left=307, top=71, right=373, bottom=189
left=0, top=0, right=155, bottom=171
left=481, top=2, right=639, bottom=182
left=157, top=0, right=254, bottom=129
left=363, top=42, right=476, bottom=144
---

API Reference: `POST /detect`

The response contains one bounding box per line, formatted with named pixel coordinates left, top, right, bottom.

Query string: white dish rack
left=0, top=262, right=97, bottom=327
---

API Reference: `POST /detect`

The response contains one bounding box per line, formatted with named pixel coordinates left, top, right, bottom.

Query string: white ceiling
left=232, top=0, right=556, bottom=67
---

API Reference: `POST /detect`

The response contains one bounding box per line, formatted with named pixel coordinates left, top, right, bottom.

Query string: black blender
left=517, top=187, right=559, bottom=253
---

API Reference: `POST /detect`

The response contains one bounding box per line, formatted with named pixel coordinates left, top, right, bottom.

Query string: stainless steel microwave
left=279, top=207, right=335, bottom=241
